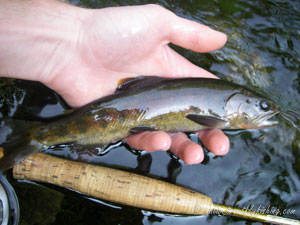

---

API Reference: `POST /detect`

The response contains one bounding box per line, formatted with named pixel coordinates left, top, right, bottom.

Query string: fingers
left=126, top=129, right=230, bottom=165
left=170, top=133, right=204, bottom=165
left=126, top=131, right=204, bottom=164
left=125, top=131, right=171, bottom=152
left=198, top=129, right=230, bottom=155
left=168, top=17, right=227, bottom=53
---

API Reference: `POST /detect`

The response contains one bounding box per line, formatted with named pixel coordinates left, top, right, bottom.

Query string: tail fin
left=0, top=119, right=42, bottom=171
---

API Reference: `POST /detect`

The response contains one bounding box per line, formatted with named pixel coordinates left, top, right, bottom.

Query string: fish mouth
left=251, top=111, right=279, bottom=128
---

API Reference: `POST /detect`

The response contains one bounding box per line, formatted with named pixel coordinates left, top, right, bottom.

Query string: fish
left=0, top=76, right=280, bottom=171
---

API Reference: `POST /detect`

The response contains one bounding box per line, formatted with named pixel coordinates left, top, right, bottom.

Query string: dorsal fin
left=116, top=76, right=167, bottom=93
left=117, top=77, right=136, bottom=89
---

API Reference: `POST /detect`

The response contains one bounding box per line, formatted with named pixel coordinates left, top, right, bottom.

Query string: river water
left=0, top=0, right=299, bottom=224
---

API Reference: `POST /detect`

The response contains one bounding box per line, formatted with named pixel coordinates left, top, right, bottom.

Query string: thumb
left=168, top=17, right=227, bottom=53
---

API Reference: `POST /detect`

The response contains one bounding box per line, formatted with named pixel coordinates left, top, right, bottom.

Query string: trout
left=0, top=76, right=279, bottom=171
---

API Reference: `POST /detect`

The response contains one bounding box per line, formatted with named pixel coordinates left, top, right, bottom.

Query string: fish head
left=224, top=90, right=280, bottom=129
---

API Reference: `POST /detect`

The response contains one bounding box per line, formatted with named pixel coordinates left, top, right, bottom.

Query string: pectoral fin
left=186, top=114, right=228, bottom=128
left=130, top=126, right=158, bottom=133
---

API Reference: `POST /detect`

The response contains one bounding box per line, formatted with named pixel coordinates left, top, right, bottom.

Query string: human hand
left=0, top=1, right=229, bottom=164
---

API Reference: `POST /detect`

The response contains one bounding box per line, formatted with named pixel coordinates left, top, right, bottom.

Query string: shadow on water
left=1, top=0, right=300, bottom=224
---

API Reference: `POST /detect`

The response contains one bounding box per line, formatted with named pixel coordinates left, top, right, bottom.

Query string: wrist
left=0, top=0, right=88, bottom=84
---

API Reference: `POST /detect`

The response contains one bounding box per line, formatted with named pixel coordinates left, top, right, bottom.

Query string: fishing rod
left=13, top=153, right=299, bottom=225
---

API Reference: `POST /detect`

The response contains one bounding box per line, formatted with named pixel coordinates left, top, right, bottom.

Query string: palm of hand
left=49, top=5, right=223, bottom=107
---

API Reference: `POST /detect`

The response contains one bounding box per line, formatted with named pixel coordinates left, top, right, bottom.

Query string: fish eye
left=243, top=113, right=249, bottom=120
left=260, top=101, right=271, bottom=111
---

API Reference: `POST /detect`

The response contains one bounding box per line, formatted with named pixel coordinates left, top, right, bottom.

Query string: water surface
left=1, top=0, right=299, bottom=224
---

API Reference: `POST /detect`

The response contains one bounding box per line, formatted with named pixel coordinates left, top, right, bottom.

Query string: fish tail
left=0, top=119, right=43, bottom=171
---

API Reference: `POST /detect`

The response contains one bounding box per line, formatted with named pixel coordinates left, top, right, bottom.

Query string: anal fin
left=130, top=126, right=158, bottom=134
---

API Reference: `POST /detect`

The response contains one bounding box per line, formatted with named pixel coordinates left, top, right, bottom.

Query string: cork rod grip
left=13, top=153, right=213, bottom=215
